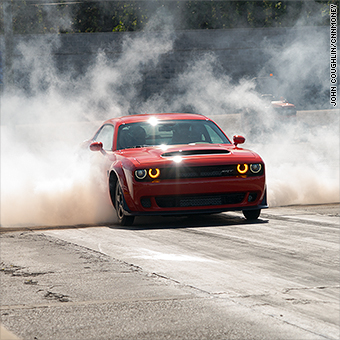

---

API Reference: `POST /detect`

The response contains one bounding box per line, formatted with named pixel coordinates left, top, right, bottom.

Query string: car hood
left=118, top=144, right=262, bottom=168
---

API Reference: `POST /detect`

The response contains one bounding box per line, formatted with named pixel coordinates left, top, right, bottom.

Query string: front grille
left=159, top=165, right=237, bottom=179
left=134, top=164, right=264, bottom=181
left=155, top=193, right=246, bottom=208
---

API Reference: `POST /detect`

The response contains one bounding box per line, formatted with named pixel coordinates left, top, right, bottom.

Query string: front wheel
left=243, top=209, right=261, bottom=220
left=115, top=182, right=135, bottom=226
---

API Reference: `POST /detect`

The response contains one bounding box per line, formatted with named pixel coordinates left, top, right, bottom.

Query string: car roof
left=103, top=113, right=209, bottom=125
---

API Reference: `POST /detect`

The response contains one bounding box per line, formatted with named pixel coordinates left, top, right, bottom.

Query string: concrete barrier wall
left=0, top=26, right=331, bottom=108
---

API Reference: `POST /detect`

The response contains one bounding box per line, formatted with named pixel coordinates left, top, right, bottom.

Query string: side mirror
left=89, top=141, right=103, bottom=152
left=233, top=135, right=245, bottom=147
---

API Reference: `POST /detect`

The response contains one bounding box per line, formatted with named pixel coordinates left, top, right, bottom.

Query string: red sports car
left=87, top=113, right=267, bottom=225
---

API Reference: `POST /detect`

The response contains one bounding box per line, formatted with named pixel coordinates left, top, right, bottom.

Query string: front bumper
left=121, top=173, right=267, bottom=216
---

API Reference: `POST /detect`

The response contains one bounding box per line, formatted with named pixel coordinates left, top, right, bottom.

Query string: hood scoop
left=162, top=149, right=230, bottom=157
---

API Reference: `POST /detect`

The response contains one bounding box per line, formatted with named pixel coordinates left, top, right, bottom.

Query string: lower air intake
left=155, top=193, right=245, bottom=208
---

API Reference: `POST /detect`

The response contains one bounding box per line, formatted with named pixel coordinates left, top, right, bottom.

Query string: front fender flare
left=109, top=164, right=136, bottom=212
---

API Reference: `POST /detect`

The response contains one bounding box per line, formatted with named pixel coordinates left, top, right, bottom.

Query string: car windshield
left=117, top=119, right=231, bottom=150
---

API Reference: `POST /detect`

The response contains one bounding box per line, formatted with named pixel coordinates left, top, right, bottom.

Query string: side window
left=95, top=124, right=114, bottom=151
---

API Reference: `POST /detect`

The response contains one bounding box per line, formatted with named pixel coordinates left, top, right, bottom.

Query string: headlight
left=250, top=163, right=262, bottom=174
left=148, top=168, right=160, bottom=179
left=237, top=164, right=248, bottom=174
left=135, top=169, right=147, bottom=180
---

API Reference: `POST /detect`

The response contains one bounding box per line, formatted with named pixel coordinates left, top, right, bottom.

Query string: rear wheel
left=243, top=209, right=261, bottom=220
left=115, top=182, right=135, bottom=226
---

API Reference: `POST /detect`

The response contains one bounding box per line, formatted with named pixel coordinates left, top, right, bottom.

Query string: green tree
left=72, top=1, right=149, bottom=33
left=1, top=0, right=338, bottom=35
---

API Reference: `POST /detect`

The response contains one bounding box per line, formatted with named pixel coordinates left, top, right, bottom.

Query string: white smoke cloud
left=262, top=120, right=339, bottom=206
left=1, top=13, right=175, bottom=227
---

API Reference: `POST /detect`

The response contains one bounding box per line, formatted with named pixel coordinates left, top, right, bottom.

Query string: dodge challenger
left=87, top=113, right=267, bottom=225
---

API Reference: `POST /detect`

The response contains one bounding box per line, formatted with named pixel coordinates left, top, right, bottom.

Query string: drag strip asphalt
left=1, top=204, right=339, bottom=340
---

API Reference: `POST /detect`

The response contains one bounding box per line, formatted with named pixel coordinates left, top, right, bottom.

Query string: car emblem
left=221, top=169, right=233, bottom=175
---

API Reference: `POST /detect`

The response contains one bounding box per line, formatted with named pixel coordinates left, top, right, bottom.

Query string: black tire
left=243, top=209, right=261, bottom=220
left=115, top=182, right=135, bottom=226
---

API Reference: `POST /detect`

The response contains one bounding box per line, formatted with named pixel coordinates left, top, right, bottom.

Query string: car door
left=93, top=124, right=117, bottom=173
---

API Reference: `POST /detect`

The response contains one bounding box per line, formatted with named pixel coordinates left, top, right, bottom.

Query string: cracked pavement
left=1, top=204, right=339, bottom=340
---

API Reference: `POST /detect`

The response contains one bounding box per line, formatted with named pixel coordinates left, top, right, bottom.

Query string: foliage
left=0, top=0, right=338, bottom=35
left=72, top=2, right=146, bottom=32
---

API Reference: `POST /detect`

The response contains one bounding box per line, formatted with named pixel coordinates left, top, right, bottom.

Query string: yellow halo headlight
left=148, top=168, right=160, bottom=179
left=237, top=164, right=248, bottom=174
